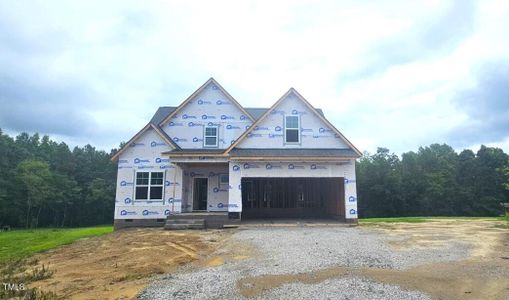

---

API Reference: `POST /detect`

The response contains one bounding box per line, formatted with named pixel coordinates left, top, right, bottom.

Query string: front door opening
left=193, top=178, right=208, bottom=211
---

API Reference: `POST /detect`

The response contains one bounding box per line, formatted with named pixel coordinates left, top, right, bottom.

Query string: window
left=135, top=172, right=164, bottom=201
left=204, top=126, right=218, bottom=147
left=285, top=115, right=300, bottom=143
left=219, top=174, right=229, bottom=185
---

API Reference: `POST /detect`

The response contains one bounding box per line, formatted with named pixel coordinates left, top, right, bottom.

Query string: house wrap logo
left=217, top=203, right=239, bottom=209
left=301, top=128, right=313, bottom=132
left=201, top=114, right=216, bottom=120
left=189, top=172, right=204, bottom=177
left=344, top=178, right=356, bottom=184
left=129, top=142, right=144, bottom=147
left=349, top=196, right=357, bottom=203
left=221, top=115, right=235, bottom=120
left=164, top=209, right=171, bottom=216
left=168, top=198, right=182, bottom=203
left=288, top=164, right=305, bottom=170
left=216, top=100, right=231, bottom=105
left=319, top=127, right=333, bottom=133
left=247, top=133, right=262, bottom=138
left=173, top=137, right=188, bottom=142
left=120, top=210, right=136, bottom=216
left=118, top=159, right=128, bottom=164
left=213, top=187, right=228, bottom=193
left=291, top=109, right=307, bottom=115
left=134, top=158, right=150, bottom=164
left=120, top=181, right=133, bottom=186
left=226, top=124, right=240, bottom=130
left=197, top=99, right=211, bottom=105
left=207, top=122, right=220, bottom=126
left=232, top=165, right=240, bottom=171
left=188, top=122, right=203, bottom=127
left=155, top=158, right=170, bottom=163
left=165, top=181, right=180, bottom=186
left=275, top=126, right=282, bottom=131
left=266, top=163, right=282, bottom=170
left=310, top=164, right=327, bottom=170
left=151, top=141, right=166, bottom=147
left=182, top=114, right=197, bottom=119
left=168, top=121, right=184, bottom=127
left=254, top=126, right=269, bottom=131
left=269, top=133, right=284, bottom=138
left=271, top=109, right=285, bottom=115
left=349, top=209, right=357, bottom=215
left=124, top=198, right=132, bottom=204
left=142, top=210, right=159, bottom=216
left=192, top=137, right=204, bottom=143
left=243, top=163, right=259, bottom=169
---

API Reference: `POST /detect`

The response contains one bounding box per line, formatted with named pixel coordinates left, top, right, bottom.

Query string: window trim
left=134, top=171, right=165, bottom=202
left=203, top=125, right=219, bottom=148
left=219, top=173, right=229, bottom=185
left=284, top=115, right=300, bottom=144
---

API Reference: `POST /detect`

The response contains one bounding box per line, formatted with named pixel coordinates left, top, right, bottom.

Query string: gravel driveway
left=139, top=225, right=473, bottom=299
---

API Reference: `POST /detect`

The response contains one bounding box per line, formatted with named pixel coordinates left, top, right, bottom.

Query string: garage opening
left=241, top=177, right=345, bottom=219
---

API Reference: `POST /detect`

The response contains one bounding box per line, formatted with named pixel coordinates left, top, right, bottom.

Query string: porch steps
left=164, top=212, right=230, bottom=230
left=164, top=218, right=205, bottom=230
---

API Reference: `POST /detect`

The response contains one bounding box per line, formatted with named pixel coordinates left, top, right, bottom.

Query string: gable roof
left=158, top=78, right=255, bottom=126
left=225, top=88, right=362, bottom=157
left=110, top=123, right=180, bottom=161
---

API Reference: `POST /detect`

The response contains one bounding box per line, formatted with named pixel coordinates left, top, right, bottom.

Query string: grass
left=0, top=226, right=113, bottom=263
left=359, top=216, right=505, bottom=224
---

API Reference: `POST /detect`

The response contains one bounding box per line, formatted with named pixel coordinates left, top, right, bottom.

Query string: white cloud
left=0, top=0, right=508, bottom=154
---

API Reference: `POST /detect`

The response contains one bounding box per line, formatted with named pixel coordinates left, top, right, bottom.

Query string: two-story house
left=111, top=78, right=361, bottom=229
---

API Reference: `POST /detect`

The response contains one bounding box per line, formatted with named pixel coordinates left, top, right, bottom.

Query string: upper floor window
left=204, top=126, right=218, bottom=147
left=285, top=115, right=300, bottom=143
left=135, top=171, right=164, bottom=201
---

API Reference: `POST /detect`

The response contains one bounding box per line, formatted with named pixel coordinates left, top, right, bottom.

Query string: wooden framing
left=158, top=77, right=255, bottom=127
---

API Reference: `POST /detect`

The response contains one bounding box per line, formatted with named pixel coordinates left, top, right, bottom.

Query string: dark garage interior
left=241, top=177, right=345, bottom=219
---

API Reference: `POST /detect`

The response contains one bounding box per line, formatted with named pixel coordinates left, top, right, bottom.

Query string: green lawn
left=359, top=216, right=505, bottom=224
left=0, top=226, right=113, bottom=263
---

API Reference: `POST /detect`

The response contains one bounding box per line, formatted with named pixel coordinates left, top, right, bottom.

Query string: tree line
left=0, top=129, right=118, bottom=228
left=1, top=130, right=508, bottom=228
left=357, top=144, right=509, bottom=218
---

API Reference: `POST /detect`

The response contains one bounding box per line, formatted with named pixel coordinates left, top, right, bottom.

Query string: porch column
left=344, top=159, right=358, bottom=221
left=228, top=162, right=242, bottom=213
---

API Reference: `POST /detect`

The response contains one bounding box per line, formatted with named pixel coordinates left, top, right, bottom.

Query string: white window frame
left=204, top=125, right=219, bottom=147
left=284, top=115, right=300, bottom=144
left=219, top=173, right=229, bottom=185
left=134, top=171, right=165, bottom=202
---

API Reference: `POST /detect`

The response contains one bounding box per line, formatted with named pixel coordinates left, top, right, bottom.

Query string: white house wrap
left=111, top=78, right=361, bottom=228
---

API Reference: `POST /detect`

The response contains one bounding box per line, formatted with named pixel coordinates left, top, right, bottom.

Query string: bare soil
left=27, top=228, right=229, bottom=300
left=25, top=220, right=509, bottom=300
left=237, top=220, right=509, bottom=300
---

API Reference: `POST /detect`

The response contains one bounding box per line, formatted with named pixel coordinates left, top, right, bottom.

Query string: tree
left=16, top=159, right=52, bottom=228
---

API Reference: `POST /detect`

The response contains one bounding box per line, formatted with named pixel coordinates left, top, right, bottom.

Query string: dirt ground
left=237, top=220, right=509, bottom=300
left=27, top=220, right=508, bottom=300
left=28, top=228, right=230, bottom=299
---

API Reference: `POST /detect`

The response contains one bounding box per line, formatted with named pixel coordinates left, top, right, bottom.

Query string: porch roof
left=229, top=148, right=358, bottom=158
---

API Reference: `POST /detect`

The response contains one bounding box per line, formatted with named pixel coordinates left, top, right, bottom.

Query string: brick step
left=164, top=219, right=205, bottom=230
left=164, top=223, right=205, bottom=230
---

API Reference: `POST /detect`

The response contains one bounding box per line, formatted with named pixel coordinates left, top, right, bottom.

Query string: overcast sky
left=1, top=0, right=508, bottom=154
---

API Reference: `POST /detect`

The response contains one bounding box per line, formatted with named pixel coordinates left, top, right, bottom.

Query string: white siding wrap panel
left=114, top=128, right=183, bottom=219
left=236, top=93, right=349, bottom=149
left=162, top=83, right=253, bottom=149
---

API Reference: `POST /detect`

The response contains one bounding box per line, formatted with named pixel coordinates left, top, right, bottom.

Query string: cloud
left=446, top=62, right=509, bottom=147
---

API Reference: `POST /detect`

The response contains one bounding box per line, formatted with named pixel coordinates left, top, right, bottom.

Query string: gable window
left=204, top=126, right=218, bottom=147
left=285, top=115, right=300, bottom=143
left=135, top=172, right=164, bottom=201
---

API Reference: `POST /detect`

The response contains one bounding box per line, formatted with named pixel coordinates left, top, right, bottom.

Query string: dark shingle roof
left=229, top=148, right=358, bottom=157
left=150, top=106, right=178, bottom=125
left=150, top=106, right=325, bottom=125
